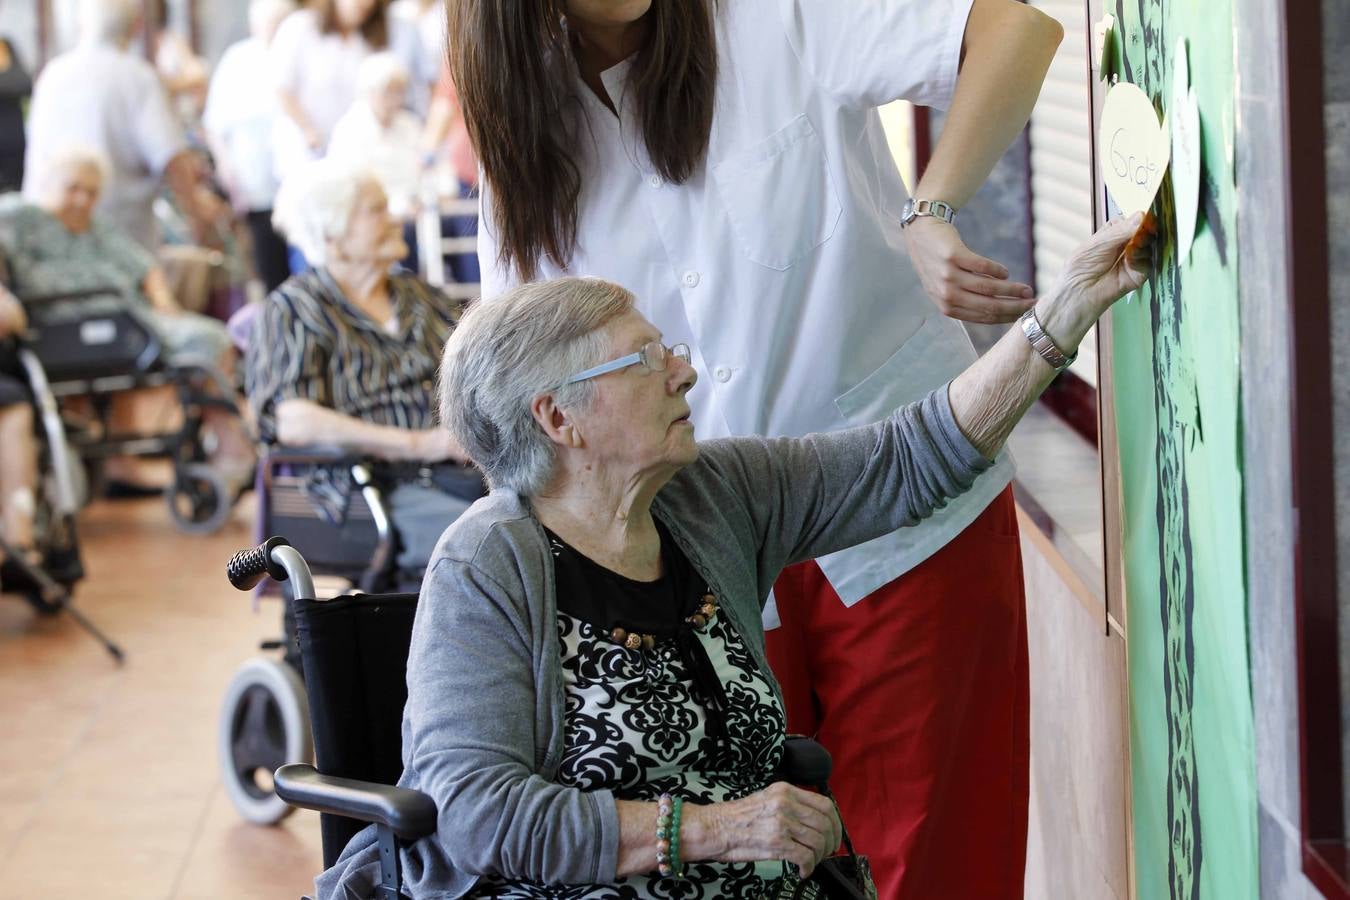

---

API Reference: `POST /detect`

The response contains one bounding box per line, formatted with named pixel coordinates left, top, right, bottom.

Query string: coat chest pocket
left=711, top=114, right=842, bottom=271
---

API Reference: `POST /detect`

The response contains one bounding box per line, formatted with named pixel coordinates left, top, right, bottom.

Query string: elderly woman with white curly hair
left=0, top=147, right=254, bottom=491
left=318, top=213, right=1156, bottom=899
left=247, top=159, right=477, bottom=572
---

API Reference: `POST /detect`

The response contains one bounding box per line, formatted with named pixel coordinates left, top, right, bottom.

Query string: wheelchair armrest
left=775, top=736, right=833, bottom=788
left=274, top=764, right=438, bottom=841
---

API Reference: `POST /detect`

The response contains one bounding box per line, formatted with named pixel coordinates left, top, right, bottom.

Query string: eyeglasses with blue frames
left=559, top=341, right=692, bottom=387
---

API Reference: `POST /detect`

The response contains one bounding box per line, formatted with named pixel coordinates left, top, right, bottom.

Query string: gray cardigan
left=317, top=386, right=991, bottom=899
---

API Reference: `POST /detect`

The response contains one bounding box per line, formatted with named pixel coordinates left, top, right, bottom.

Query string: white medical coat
left=478, top=0, right=1015, bottom=615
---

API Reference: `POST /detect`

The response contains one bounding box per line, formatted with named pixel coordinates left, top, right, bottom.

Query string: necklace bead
left=602, top=590, right=720, bottom=651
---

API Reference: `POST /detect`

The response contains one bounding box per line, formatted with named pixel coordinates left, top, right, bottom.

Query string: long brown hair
left=448, top=1, right=718, bottom=281
left=315, top=0, right=390, bottom=49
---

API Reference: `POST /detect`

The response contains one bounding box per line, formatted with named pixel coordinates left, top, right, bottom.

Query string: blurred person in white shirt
left=23, top=0, right=223, bottom=251
left=270, top=0, right=433, bottom=184
left=327, top=53, right=424, bottom=222
left=204, top=0, right=296, bottom=291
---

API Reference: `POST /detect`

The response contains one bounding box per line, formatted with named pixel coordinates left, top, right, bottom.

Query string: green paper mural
left=1106, top=1, right=1256, bottom=898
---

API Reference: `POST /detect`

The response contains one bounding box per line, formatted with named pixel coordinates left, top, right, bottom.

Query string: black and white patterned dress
left=472, top=525, right=788, bottom=899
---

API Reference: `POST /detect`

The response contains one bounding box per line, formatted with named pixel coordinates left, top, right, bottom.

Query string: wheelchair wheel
left=219, top=656, right=312, bottom=825
left=167, top=462, right=231, bottom=535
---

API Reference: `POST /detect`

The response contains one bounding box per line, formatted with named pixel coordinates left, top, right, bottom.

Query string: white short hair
left=37, top=146, right=112, bottom=200
left=356, top=52, right=410, bottom=99
left=438, top=279, right=635, bottom=496
left=78, top=0, right=142, bottom=45
left=272, top=159, right=377, bottom=267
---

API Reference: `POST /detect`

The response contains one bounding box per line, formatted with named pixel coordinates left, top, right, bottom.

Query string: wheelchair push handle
left=226, top=536, right=316, bottom=600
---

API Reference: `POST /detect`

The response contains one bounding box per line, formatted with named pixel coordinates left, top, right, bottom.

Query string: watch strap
left=1019, top=308, right=1077, bottom=370
left=902, top=198, right=957, bottom=227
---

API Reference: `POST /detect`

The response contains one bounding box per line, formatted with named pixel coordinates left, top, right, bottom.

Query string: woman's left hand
left=902, top=217, right=1036, bottom=324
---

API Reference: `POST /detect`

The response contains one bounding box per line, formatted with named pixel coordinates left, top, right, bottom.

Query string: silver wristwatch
left=1019, top=308, right=1077, bottom=370
left=900, top=198, right=957, bottom=228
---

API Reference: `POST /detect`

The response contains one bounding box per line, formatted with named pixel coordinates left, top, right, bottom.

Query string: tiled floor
left=0, top=493, right=323, bottom=898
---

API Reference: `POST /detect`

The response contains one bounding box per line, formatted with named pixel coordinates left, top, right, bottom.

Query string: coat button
left=648, top=174, right=662, bottom=188
left=682, top=270, right=700, bottom=288
left=714, top=366, right=731, bottom=382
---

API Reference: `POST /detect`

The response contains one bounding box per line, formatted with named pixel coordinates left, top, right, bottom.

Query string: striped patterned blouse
left=246, top=268, right=461, bottom=445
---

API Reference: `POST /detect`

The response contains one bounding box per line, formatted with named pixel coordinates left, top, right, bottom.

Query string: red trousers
left=766, top=486, right=1029, bottom=899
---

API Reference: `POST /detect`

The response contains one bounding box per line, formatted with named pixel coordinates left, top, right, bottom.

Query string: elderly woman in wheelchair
left=308, top=214, right=1155, bottom=899
left=247, top=160, right=479, bottom=576
left=0, top=147, right=254, bottom=498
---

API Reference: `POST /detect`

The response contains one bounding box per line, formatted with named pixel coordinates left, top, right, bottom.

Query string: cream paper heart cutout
left=1100, top=82, right=1171, bottom=216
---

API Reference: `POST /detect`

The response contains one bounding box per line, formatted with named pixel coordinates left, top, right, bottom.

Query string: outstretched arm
left=948, top=214, right=1152, bottom=455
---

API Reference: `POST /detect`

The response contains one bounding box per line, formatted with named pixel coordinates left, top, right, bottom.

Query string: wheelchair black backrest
left=292, top=591, right=420, bottom=867
left=21, top=288, right=162, bottom=382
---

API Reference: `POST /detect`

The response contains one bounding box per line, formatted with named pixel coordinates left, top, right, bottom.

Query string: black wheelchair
left=225, top=537, right=851, bottom=900
left=0, top=339, right=122, bottom=661
left=218, top=448, right=484, bottom=824
left=21, top=287, right=249, bottom=534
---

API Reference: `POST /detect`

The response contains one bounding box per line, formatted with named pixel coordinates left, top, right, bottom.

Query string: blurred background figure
left=418, top=60, right=480, bottom=285
left=0, top=34, right=31, bottom=193
left=149, top=0, right=210, bottom=122
left=22, top=0, right=222, bottom=252
left=252, top=160, right=473, bottom=572
left=269, top=0, right=433, bottom=188
left=327, top=53, right=424, bottom=239
left=390, top=0, right=444, bottom=113
left=205, top=0, right=297, bottom=293
left=0, top=149, right=254, bottom=492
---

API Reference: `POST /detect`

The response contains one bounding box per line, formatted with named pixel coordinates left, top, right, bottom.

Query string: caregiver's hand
left=902, top=216, right=1036, bottom=324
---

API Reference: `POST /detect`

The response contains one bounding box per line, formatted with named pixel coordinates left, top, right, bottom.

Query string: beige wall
left=1020, top=516, right=1130, bottom=900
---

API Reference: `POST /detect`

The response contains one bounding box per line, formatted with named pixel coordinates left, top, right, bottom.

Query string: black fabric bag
left=772, top=821, right=878, bottom=900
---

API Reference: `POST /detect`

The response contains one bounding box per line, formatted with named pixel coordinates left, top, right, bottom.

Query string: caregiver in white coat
left=454, top=1, right=1063, bottom=896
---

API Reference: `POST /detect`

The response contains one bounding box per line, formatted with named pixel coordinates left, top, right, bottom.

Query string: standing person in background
left=390, top=0, right=445, bottom=114
left=450, top=1, right=1063, bottom=897
left=270, top=0, right=432, bottom=186
left=204, top=0, right=296, bottom=293
left=22, top=0, right=222, bottom=252
left=422, top=61, right=478, bottom=195
left=0, top=36, right=31, bottom=194
left=419, top=60, right=480, bottom=284
left=148, top=0, right=210, bottom=120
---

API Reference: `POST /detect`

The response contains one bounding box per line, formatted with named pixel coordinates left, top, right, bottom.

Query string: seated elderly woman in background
left=247, top=159, right=477, bottom=573
left=0, top=147, right=253, bottom=487
left=326, top=52, right=424, bottom=222
left=318, top=213, right=1155, bottom=899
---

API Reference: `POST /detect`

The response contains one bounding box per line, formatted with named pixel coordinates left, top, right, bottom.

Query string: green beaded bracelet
left=656, top=793, right=685, bottom=879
